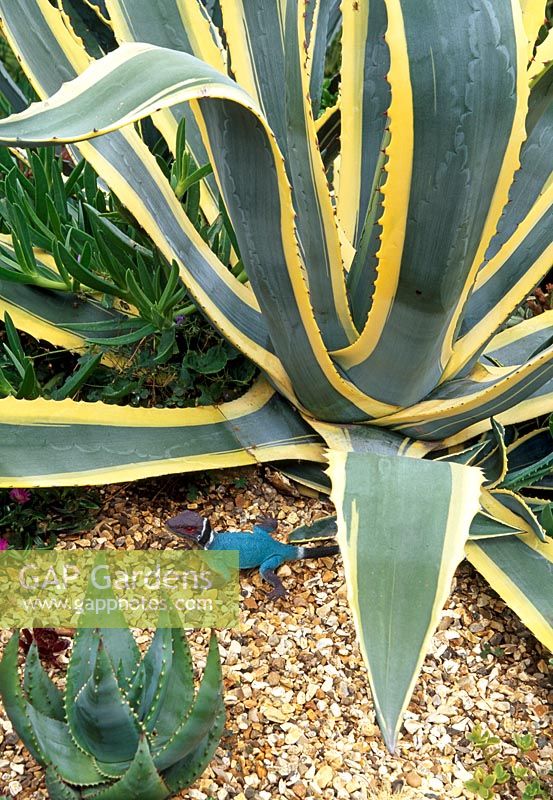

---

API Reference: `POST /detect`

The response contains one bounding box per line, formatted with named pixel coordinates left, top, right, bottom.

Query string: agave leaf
left=0, top=61, right=28, bottom=111
left=471, top=419, right=508, bottom=487
left=469, top=512, right=524, bottom=539
left=466, top=534, right=553, bottom=651
left=0, top=38, right=385, bottom=421
left=506, top=425, right=553, bottom=470
left=288, top=515, right=339, bottom=544
left=0, top=378, right=323, bottom=486
left=153, top=632, right=222, bottom=770
left=72, top=642, right=143, bottom=763
left=277, top=460, right=332, bottom=495
left=328, top=450, right=482, bottom=751
left=338, top=0, right=388, bottom=251
left=23, top=641, right=65, bottom=722
left=483, top=314, right=553, bottom=368
left=106, top=0, right=224, bottom=219
left=481, top=489, right=546, bottom=542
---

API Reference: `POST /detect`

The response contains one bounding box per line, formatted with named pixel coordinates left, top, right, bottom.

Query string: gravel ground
left=0, top=466, right=551, bottom=799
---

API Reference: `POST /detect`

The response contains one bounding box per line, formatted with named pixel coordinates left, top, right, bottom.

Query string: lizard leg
left=260, top=556, right=287, bottom=600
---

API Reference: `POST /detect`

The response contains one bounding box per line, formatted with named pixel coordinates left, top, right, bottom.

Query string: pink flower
left=0, top=538, right=9, bottom=551
left=9, top=488, right=31, bottom=505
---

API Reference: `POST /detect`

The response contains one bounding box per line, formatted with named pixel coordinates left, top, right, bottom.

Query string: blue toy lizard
left=166, top=510, right=339, bottom=600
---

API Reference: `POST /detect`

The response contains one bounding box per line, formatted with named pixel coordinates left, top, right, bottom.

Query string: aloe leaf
left=162, top=705, right=225, bottom=793
left=81, top=736, right=169, bottom=800
left=151, top=628, right=195, bottom=746
left=23, top=641, right=65, bottom=722
left=99, top=628, right=141, bottom=686
left=126, top=628, right=172, bottom=729
left=153, top=633, right=223, bottom=769
left=45, top=767, right=82, bottom=800
left=25, top=704, right=105, bottom=786
left=66, top=627, right=100, bottom=696
left=72, top=644, right=142, bottom=763
left=0, top=633, right=46, bottom=764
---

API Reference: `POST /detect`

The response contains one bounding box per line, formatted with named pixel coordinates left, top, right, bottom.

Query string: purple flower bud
left=9, top=488, right=31, bottom=505
left=0, top=538, right=9, bottom=551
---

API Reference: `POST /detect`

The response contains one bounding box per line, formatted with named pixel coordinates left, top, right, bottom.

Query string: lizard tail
left=296, top=544, right=340, bottom=560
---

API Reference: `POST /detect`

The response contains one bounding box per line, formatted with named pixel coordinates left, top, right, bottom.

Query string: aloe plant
left=0, top=0, right=551, bottom=750
left=0, top=628, right=225, bottom=799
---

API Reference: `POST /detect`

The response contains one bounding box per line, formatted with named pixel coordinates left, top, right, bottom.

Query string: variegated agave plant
left=0, top=0, right=551, bottom=750
left=0, top=627, right=225, bottom=799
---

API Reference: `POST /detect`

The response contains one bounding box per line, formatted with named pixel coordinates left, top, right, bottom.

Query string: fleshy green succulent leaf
left=471, top=419, right=508, bottom=487
left=0, top=61, right=28, bottom=111
left=0, top=632, right=46, bottom=764
left=153, top=632, right=223, bottom=770
left=335, top=0, right=529, bottom=406
left=23, top=641, right=65, bottom=722
left=66, top=627, right=101, bottom=707
left=0, top=242, right=131, bottom=353
left=337, top=0, right=388, bottom=252
left=288, top=515, right=338, bottom=544
left=435, top=440, right=489, bottom=467
left=53, top=353, right=103, bottom=401
left=481, top=489, right=546, bottom=542
left=44, top=768, right=82, bottom=800
left=25, top=704, right=106, bottom=786
left=455, top=65, right=553, bottom=371
left=162, top=704, right=225, bottom=793
left=81, top=736, right=170, bottom=800
left=506, top=425, right=553, bottom=471
left=466, top=534, right=553, bottom=651
left=483, top=314, right=553, bottom=368
left=150, top=628, right=195, bottom=745
left=126, top=627, right=172, bottom=728
left=328, top=450, right=482, bottom=751
left=468, top=512, right=524, bottom=539
left=98, top=628, right=141, bottom=687
left=72, top=642, right=143, bottom=763
left=289, top=509, right=525, bottom=544
left=0, top=378, right=323, bottom=487
left=541, top=503, right=553, bottom=536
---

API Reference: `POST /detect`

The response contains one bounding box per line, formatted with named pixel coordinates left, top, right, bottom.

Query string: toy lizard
left=165, top=510, right=339, bottom=600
